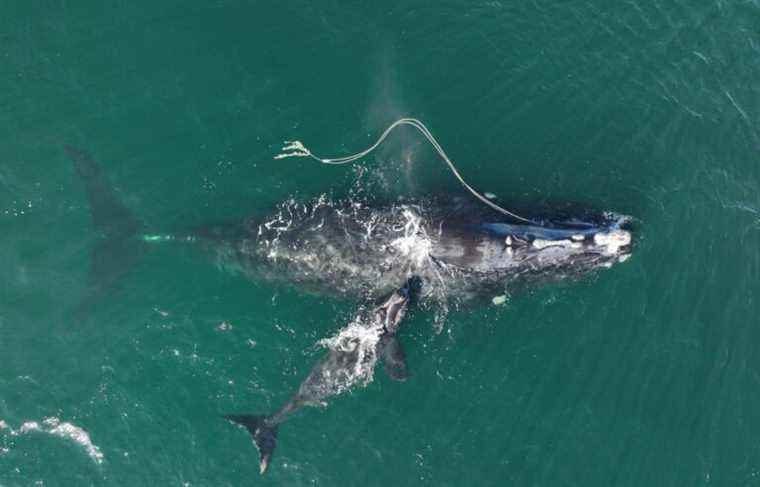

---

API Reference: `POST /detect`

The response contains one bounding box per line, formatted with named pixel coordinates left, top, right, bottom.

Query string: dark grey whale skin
left=196, top=196, right=633, bottom=306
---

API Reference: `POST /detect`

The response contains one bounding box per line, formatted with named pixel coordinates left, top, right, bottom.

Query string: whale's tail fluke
left=66, top=146, right=144, bottom=317
left=224, top=414, right=278, bottom=474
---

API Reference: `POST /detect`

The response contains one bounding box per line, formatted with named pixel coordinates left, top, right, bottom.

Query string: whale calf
left=225, top=278, right=418, bottom=474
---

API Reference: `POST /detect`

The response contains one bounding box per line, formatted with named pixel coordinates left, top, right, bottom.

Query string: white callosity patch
left=593, top=229, right=632, bottom=255
left=0, top=417, right=104, bottom=464
left=532, top=239, right=581, bottom=250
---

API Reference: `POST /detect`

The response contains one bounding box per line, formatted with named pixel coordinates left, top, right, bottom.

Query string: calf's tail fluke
left=66, top=146, right=144, bottom=317
left=224, top=414, right=279, bottom=474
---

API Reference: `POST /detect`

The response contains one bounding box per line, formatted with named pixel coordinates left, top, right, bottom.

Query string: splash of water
left=0, top=417, right=104, bottom=464
left=390, top=208, right=433, bottom=268
left=317, top=314, right=386, bottom=394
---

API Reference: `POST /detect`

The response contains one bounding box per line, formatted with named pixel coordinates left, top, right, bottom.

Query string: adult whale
left=68, top=145, right=632, bottom=316
left=188, top=194, right=632, bottom=320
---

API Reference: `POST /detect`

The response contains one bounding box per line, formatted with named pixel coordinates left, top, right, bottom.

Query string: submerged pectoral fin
left=378, top=334, right=409, bottom=381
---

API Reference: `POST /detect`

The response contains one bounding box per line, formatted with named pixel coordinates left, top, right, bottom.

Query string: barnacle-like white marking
left=593, top=230, right=631, bottom=255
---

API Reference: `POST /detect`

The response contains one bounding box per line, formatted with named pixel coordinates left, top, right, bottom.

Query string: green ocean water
left=1, top=1, right=759, bottom=485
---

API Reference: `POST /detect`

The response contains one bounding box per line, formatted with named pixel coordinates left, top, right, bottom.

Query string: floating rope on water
left=274, top=118, right=535, bottom=224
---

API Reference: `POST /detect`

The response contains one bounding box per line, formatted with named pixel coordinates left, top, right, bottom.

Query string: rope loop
left=275, top=118, right=535, bottom=224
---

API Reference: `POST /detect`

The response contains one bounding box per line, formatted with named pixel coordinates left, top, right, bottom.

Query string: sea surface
left=1, top=1, right=759, bottom=486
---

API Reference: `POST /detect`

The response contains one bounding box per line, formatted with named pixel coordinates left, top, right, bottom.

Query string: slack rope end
left=274, top=140, right=312, bottom=160
left=270, top=118, right=534, bottom=223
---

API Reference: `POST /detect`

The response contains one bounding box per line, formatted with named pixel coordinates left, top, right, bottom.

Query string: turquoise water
left=2, top=1, right=759, bottom=485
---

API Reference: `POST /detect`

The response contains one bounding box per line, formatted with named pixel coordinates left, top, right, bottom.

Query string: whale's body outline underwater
left=67, top=120, right=634, bottom=474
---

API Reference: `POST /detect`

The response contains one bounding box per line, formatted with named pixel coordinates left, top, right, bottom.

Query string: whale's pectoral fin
left=379, top=334, right=409, bottom=381
left=224, top=414, right=278, bottom=474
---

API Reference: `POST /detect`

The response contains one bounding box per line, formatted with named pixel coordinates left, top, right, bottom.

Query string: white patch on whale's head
left=593, top=229, right=632, bottom=255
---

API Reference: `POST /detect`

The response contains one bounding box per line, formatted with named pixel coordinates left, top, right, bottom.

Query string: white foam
left=317, top=315, right=385, bottom=393
left=0, top=417, right=103, bottom=464
left=390, top=208, right=432, bottom=268
left=44, top=418, right=104, bottom=464
left=19, top=421, right=41, bottom=433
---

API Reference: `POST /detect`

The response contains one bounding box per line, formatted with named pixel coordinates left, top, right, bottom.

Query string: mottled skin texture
left=199, top=197, right=633, bottom=306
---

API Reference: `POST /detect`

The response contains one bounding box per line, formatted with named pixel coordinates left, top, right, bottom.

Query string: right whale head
left=431, top=212, right=634, bottom=282
left=485, top=213, right=634, bottom=275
